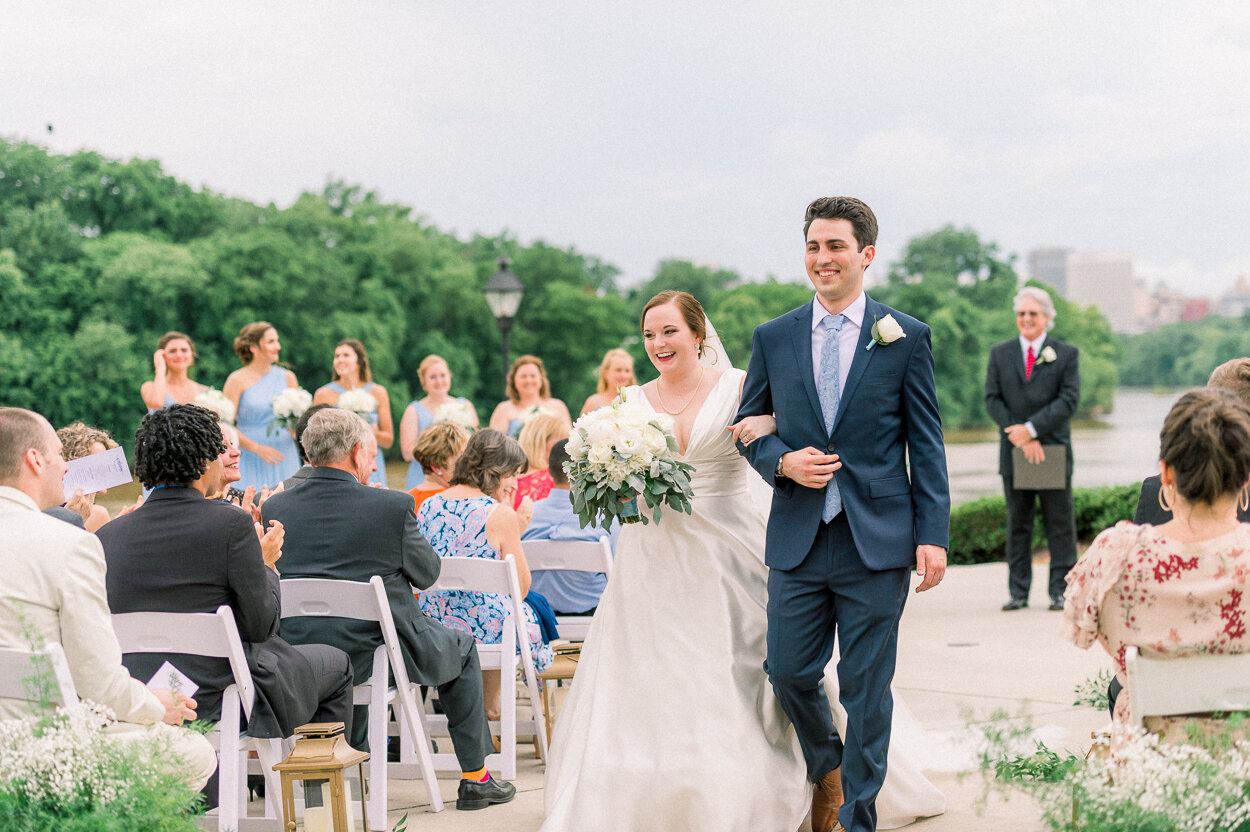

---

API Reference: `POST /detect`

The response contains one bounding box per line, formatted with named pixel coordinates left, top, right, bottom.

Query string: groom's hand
left=778, top=447, right=840, bottom=488
left=914, top=544, right=946, bottom=593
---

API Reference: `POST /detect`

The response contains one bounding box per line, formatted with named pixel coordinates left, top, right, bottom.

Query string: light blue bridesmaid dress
left=236, top=367, right=300, bottom=490
left=327, top=381, right=387, bottom=487
left=404, top=401, right=434, bottom=489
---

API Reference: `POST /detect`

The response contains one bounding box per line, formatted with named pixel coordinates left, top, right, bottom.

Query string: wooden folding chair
left=112, top=606, right=283, bottom=832
left=279, top=575, right=445, bottom=822
left=422, top=553, right=548, bottom=779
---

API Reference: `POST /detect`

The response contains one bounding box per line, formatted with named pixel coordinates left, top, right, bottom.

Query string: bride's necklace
left=656, top=366, right=705, bottom=416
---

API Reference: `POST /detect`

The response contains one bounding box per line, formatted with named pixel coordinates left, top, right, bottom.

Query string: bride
left=541, top=291, right=946, bottom=831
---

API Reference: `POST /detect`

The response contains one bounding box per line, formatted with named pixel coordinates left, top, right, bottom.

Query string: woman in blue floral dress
left=417, top=429, right=553, bottom=719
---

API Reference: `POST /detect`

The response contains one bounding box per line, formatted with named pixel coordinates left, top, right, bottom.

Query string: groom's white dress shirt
left=811, top=291, right=865, bottom=395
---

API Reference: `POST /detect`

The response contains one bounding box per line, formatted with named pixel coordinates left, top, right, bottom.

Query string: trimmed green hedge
left=948, top=483, right=1141, bottom=565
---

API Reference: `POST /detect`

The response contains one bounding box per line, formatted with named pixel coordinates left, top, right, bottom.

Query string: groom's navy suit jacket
left=738, top=294, right=950, bottom=570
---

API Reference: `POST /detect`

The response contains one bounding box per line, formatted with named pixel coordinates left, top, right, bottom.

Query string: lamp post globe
left=482, top=257, right=525, bottom=396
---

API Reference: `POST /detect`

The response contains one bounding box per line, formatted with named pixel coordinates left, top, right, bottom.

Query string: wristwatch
left=774, top=454, right=786, bottom=479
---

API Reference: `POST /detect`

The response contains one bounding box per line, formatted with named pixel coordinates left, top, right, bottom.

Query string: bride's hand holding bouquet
left=565, top=399, right=694, bottom=526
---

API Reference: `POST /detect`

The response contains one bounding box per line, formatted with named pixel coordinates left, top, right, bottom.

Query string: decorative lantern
left=274, top=722, right=370, bottom=832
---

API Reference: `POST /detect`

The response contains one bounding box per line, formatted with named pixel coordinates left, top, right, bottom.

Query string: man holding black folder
left=985, top=286, right=1080, bottom=612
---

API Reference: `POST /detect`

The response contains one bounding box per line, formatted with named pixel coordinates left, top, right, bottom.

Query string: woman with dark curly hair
left=96, top=404, right=355, bottom=758
left=416, top=429, right=553, bottom=721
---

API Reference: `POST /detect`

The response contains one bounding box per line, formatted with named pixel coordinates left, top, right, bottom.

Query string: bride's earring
left=697, top=341, right=704, bottom=359
left=1240, top=487, right=1248, bottom=513
left=1158, top=484, right=1173, bottom=513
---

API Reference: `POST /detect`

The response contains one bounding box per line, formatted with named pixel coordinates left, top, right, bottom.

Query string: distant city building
left=1026, top=248, right=1071, bottom=296
left=1217, top=277, right=1250, bottom=318
left=1065, top=252, right=1139, bottom=334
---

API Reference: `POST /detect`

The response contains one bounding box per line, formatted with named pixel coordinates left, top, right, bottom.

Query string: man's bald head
left=0, top=408, right=67, bottom=508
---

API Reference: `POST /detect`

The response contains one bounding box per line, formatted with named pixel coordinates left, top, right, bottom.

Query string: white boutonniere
left=1037, top=345, right=1057, bottom=364
left=865, top=313, right=907, bottom=351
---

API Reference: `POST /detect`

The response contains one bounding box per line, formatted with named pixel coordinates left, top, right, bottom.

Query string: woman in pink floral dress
left=1063, top=388, right=1250, bottom=739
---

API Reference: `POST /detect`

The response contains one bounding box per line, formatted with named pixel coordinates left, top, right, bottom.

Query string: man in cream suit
left=0, top=407, right=215, bottom=789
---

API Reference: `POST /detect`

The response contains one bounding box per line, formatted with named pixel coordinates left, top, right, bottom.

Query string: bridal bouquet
left=565, top=399, right=694, bottom=526
left=336, top=387, right=378, bottom=421
left=270, top=387, right=312, bottom=433
left=194, top=387, right=235, bottom=424
left=433, top=400, right=476, bottom=430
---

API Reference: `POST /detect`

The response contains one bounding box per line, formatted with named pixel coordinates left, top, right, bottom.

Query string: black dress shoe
left=1049, top=597, right=1065, bottom=611
left=456, top=776, right=516, bottom=810
left=1001, top=598, right=1028, bottom=611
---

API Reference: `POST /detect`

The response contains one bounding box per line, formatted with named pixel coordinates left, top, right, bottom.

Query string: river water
left=945, top=386, right=1182, bottom=505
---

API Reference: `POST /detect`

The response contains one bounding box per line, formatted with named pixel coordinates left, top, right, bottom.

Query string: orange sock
left=461, top=768, right=489, bottom=782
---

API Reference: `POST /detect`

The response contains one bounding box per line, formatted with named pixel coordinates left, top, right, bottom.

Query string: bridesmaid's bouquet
left=565, top=399, right=694, bottom=527
left=433, top=400, right=476, bottom=430
left=336, top=388, right=378, bottom=421
left=513, top=405, right=553, bottom=438
left=194, top=388, right=235, bottom=424
left=270, top=387, right=312, bottom=433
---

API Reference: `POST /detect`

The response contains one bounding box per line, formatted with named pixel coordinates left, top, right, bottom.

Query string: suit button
left=827, top=443, right=836, bottom=453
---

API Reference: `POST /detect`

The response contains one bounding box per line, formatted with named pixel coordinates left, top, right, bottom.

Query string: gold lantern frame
left=274, top=722, right=370, bottom=832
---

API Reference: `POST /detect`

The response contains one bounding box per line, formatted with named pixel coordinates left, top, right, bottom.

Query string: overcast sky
left=5, top=2, right=1249, bottom=296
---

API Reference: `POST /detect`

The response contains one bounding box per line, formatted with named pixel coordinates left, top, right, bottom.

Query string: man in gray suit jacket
left=985, top=286, right=1080, bottom=611
left=262, top=409, right=515, bottom=811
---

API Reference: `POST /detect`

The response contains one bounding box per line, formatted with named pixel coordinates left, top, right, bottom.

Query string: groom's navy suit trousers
left=737, top=295, right=949, bottom=832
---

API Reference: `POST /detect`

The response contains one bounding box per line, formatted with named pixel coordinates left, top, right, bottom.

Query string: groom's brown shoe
left=811, top=767, right=844, bottom=832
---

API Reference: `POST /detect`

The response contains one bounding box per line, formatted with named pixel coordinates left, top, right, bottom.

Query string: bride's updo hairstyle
left=233, top=321, right=274, bottom=365
left=641, top=290, right=715, bottom=360
left=1159, top=388, right=1250, bottom=506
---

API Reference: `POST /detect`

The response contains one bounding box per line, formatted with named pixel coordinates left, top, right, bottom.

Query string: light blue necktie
left=818, top=314, right=844, bottom=522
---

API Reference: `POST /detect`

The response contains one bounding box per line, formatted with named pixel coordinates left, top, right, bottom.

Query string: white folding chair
left=111, top=606, right=283, bottom=832
left=279, top=575, right=445, bottom=822
left=423, top=553, right=548, bottom=779
left=1126, top=645, right=1250, bottom=727
left=0, top=641, right=80, bottom=712
left=523, top=536, right=613, bottom=640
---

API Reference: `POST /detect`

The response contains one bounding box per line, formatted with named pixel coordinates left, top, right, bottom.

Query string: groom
left=736, top=197, right=949, bottom=832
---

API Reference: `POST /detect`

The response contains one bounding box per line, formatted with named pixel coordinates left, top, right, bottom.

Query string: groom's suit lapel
left=831, top=294, right=881, bottom=434
left=787, top=305, right=826, bottom=428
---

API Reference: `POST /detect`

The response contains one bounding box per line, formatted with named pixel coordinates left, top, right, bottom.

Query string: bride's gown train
left=541, top=369, right=946, bottom=831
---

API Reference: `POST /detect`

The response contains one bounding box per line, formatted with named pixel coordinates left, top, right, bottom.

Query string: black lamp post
left=482, top=257, right=525, bottom=396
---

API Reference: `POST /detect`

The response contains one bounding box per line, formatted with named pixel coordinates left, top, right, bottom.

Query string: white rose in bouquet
left=194, top=388, right=236, bottom=424
left=336, top=387, right=378, bottom=420
left=614, top=428, right=644, bottom=457
left=271, top=387, right=312, bottom=433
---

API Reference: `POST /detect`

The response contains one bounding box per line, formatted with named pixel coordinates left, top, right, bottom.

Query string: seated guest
left=406, top=422, right=470, bottom=514
left=1063, top=389, right=1250, bottom=746
left=55, top=422, right=119, bottom=532
left=522, top=439, right=618, bottom=615
left=417, top=429, right=555, bottom=722
left=1136, top=358, right=1250, bottom=524
left=97, top=405, right=355, bottom=749
left=0, top=407, right=216, bottom=790
left=513, top=412, right=566, bottom=508
left=262, top=409, right=516, bottom=810
left=283, top=403, right=334, bottom=491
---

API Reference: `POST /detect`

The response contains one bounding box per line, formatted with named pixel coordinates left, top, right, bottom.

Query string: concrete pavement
left=264, top=559, right=1109, bottom=831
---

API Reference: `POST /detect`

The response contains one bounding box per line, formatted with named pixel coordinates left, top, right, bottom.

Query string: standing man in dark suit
left=736, top=197, right=950, bottom=832
left=985, top=286, right=1080, bottom=612
left=261, top=408, right=515, bottom=811
left=98, top=405, right=355, bottom=756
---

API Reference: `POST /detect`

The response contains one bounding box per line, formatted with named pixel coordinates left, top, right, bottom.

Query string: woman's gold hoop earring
left=1158, top=484, right=1173, bottom=513
left=1239, top=487, right=1248, bottom=513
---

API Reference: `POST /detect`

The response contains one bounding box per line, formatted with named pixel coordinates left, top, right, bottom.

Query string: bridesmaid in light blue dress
left=486, top=354, right=571, bottom=439
left=399, top=355, right=479, bottom=489
left=224, top=322, right=301, bottom=491
left=312, top=339, right=393, bottom=488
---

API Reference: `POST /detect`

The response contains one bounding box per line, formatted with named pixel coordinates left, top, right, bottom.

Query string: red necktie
left=1026, top=345, right=1035, bottom=380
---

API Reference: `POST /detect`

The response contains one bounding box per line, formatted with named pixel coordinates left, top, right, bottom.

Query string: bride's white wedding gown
left=541, top=369, right=946, bottom=831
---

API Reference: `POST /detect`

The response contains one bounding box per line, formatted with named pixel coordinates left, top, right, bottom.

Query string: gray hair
left=1013, top=286, right=1056, bottom=330
left=0, top=408, right=52, bottom=483
left=301, top=408, right=372, bottom=466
